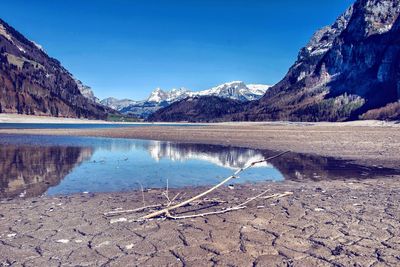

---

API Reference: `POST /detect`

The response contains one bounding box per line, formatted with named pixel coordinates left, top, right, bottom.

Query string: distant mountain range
left=0, top=19, right=112, bottom=119
left=100, top=81, right=270, bottom=118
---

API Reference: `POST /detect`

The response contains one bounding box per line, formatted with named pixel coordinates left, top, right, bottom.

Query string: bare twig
left=165, top=206, right=246, bottom=219
left=170, top=192, right=181, bottom=203
left=166, top=178, right=169, bottom=201
left=139, top=182, right=146, bottom=208
left=139, top=151, right=290, bottom=220
left=104, top=204, right=162, bottom=216
left=162, top=178, right=172, bottom=205
left=190, top=198, right=227, bottom=205
left=237, top=189, right=271, bottom=207
left=260, top=192, right=293, bottom=200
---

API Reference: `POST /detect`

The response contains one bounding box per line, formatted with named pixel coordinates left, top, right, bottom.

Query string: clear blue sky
left=1, top=0, right=353, bottom=100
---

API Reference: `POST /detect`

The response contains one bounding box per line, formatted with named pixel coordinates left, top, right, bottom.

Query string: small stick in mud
left=139, top=151, right=290, bottom=220
left=139, top=182, right=146, bottom=208
left=162, top=178, right=171, bottom=205
left=167, top=192, right=181, bottom=207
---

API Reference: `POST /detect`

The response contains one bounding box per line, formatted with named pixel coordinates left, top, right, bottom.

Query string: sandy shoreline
left=0, top=113, right=398, bottom=126
left=1, top=119, right=400, bottom=266
left=0, top=114, right=111, bottom=124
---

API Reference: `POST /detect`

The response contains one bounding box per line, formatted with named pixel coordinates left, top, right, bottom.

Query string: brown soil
left=0, top=123, right=399, bottom=266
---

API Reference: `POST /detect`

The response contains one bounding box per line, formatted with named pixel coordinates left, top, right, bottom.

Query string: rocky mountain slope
left=0, top=18, right=111, bottom=119
left=237, top=0, right=400, bottom=121
left=101, top=81, right=269, bottom=118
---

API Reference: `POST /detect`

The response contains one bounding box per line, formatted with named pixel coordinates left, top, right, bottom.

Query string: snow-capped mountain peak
left=147, top=87, right=191, bottom=103
left=166, top=87, right=191, bottom=102
left=196, top=81, right=270, bottom=101
left=147, top=88, right=168, bottom=102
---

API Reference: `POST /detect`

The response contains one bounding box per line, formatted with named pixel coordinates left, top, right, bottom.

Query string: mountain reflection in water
left=0, top=135, right=398, bottom=198
left=0, top=145, right=93, bottom=198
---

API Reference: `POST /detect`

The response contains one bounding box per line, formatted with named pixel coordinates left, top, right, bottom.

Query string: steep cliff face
left=238, top=0, right=400, bottom=121
left=0, top=19, right=111, bottom=119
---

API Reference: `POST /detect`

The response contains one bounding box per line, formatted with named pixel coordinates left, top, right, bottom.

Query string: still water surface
left=0, top=135, right=282, bottom=198
left=0, top=134, right=398, bottom=198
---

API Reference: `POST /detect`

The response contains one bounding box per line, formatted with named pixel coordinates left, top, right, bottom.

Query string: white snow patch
left=32, top=41, right=44, bottom=51
left=377, top=23, right=393, bottom=34
left=310, top=48, right=329, bottom=56
left=17, top=45, right=26, bottom=53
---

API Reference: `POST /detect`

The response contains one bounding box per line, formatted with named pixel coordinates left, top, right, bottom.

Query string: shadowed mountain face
left=148, top=96, right=244, bottom=122
left=268, top=151, right=400, bottom=181
left=0, top=19, right=112, bottom=119
left=0, top=145, right=93, bottom=198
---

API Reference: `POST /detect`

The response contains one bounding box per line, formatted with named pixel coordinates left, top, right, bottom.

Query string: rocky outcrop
left=74, top=78, right=100, bottom=104
left=0, top=18, right=112, bottom=119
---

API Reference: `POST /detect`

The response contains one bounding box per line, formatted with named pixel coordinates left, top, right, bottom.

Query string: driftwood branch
left=165, top=191, right=293, bottom=220
left=139, top=151, right=290, bottom=220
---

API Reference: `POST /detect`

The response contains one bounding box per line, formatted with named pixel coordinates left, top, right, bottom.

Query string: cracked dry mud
left=1, top=177, right=399, bottom=266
